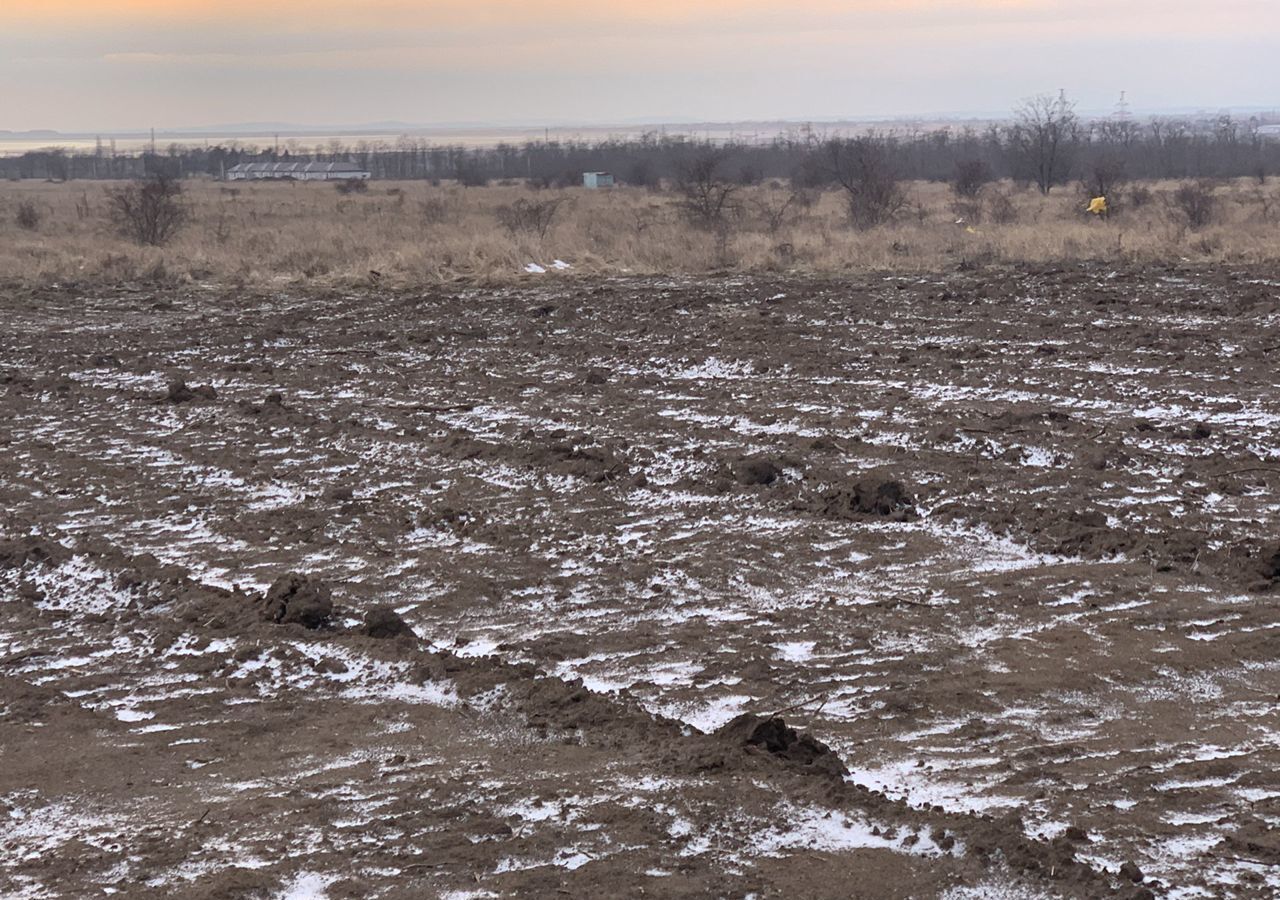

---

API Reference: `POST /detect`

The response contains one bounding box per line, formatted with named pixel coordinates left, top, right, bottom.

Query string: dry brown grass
left=1, top=177, right=1278, bottom=286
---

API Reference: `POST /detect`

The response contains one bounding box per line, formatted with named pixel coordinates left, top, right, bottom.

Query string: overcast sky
left=6, top=1, right=1279, bottom=131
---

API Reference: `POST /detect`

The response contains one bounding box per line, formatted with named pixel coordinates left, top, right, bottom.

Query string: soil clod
left=259, top=574, right=333, bottom=628
left=731, top=456, right=783, bottom=486
left=716, top=713, right=848, bottom=777
left=799, top=476, right=915, bottom=520
left=166, top=379, right=217, bottom=403
left=362, top=607, right=416, bottom=640
left=1120, top=860, right=1145, bottom=883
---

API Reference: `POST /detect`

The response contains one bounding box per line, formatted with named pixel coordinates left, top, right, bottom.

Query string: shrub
left=674, top=151, right=738, bottom=228
left=952, top=159, right=992, bottom=199
left=455, top=159, right=489, bottom=187
left=1127, top=185, right=1154, bottom=209
left=420, top=197, right=453, bottom=226
left=1082, top=156, right=1127, bottom=207
left=1172, top=181, right=1217, bottom=230
left=15, top=201, right=40, bottom=230
left=986, top=190, right=1018, bottom=224
left=496, top=197, right=562, bottom=238
left=826, top=137, right=906, bottom=230
left=106, top=176, right=187, bottom=246
left=950, top=198, right=983, bottom=225
left=626, top=160, right=659, bottom=189
left=334, top=179, right=368, bottom=194
left=752, top=188, right=801, bottom=234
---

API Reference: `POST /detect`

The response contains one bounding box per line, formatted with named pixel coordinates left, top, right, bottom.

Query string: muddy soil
left=2, top=265, right=1279, bottom=898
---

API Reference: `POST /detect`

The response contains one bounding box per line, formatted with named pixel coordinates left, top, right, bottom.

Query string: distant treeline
left=4, top=112, right=1279, bottom=189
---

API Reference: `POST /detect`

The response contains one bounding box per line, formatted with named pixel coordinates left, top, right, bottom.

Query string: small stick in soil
left=765, top=693, right=832, bottom=719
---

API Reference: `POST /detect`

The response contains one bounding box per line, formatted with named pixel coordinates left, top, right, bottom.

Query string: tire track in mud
left=1, top=535, right=1128, bottom=899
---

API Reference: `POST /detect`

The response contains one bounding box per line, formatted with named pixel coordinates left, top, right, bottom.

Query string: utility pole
left=1116, top=90, right=1131, bottom=121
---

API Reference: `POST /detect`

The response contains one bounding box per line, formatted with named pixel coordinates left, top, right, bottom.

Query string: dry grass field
left=2, top=176, right=1279, bottom=285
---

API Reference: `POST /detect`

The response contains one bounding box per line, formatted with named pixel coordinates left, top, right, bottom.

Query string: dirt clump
left=537, top=436, right=629, bottom=482
left=237, top=392, right=289, bottom=417
left=166, top=379, right=217, bottom=403
left=362, top=607, right=417, bottom=640
left=323, top=484, right=355, bottom=503
left=798, top=476, right=915, bottom=521
left=1119, top=860, right=1145, bottom=882
left=716, top=713, right=849, bottom=777
left=730, top=456, right=783, bottom=486
left=259, top=574, right=333, bottom=628
left=0, top=535, right=71, bottom=569
left=1250, top=544, right=1280, bottom=589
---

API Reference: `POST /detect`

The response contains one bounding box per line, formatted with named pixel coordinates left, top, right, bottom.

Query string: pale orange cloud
left=4, top=0, right=1277, bottom=131
left=10, top=0, right=1042, bottom=28
left=15, top=0, right=1278, bottom=41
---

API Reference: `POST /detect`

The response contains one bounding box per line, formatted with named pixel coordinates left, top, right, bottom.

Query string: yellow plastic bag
left=1087, top=196, right=1108, bottom=216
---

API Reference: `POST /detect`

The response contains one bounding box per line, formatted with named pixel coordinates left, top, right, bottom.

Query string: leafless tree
left=825, top=137, right=906, bottom=229
left=1007, top=93, right=1079, bottom=195
left=106, top=175, right=188, bottom=246
left=674, top=150, right=737, bottom=227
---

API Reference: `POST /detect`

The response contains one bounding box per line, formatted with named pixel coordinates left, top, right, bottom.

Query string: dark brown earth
left=2, top=265, right=1279, bottom=898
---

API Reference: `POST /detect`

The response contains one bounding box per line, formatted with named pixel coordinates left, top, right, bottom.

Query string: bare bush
left=626, top=160, right=659, bottom=189
left=826, top=137, right=907, bottom=230
left=1128, top=185, right=1154, bottom=209
left=211, top=204, right=233, bottom=245
left=334, top=179, right=368, bottom=195
left=16, top=201, right=41, bottom=231
left=106, top=176, right=188, bottom=246
left=496, top=197, right=562, bottom=239
left=752, top=188, right=801, bottom=235
left=952, top=159, right=992, bottom=199
left=1172, top=181, right=1218, bottom=230
left=421, top=197, right=453, bottom=226
left=950, top=198, right=983, bottom=225
left=675, top=151, right=737, bottom=227
left=1082, top=156, right=1127, bottom=205
left=455, top=160, right=489, bottom=188
left=986, top=190, right=1018, bottom=224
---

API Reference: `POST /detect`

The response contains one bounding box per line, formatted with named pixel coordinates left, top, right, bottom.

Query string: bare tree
left=106, top=176, right=188, bottom=246
left=825, top=137, right=906, bottom=230
left=1007, top=93, right=1079, bottom=195
left=674, top=150, right=737, bottom=227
